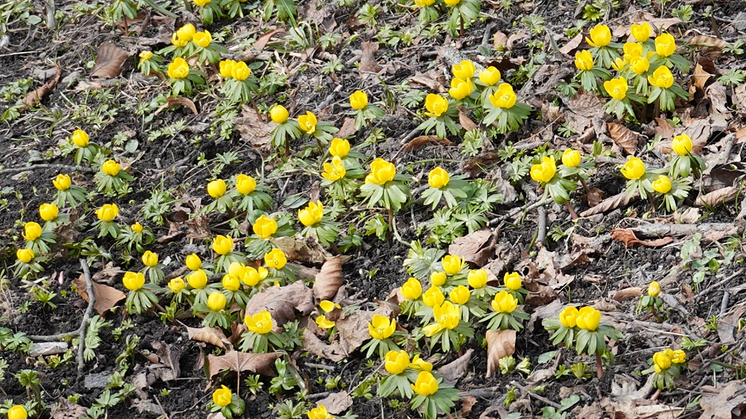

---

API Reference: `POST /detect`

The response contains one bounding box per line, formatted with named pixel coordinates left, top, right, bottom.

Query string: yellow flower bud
left=653, top=351, right=672, bottom=370
left=207, top=179, right=226, bottom=198
left=491, top=290, right=517, bottom=313
left=242, top=266, right=268, bottom=286
left=574, top=50, right=594, bottom=71
left=503, top=272, right=522, bottom=290
left=449, top=285, right=470, bottom=305
left=671, top=349, right=686, bottom=364
left=23, top=222, right=42, bottom=241
left=576, top=306, right=601, bottom=331
left=123, top=272, right=145, bottom=291
left=187, top=269, right=208, bottom=289
left=322, top=156, right=346, bottom=182
left=467, top=269, right=487, bottom=289
left=562, top=149, right=582, bottom=167
left=39, top=203, right=59, bottom=221
left=384, top=350, right=410, bottom=375
left=222, top=274, right=241, bottom=291
left=71, top=129, right=89, bottom=147
left=167, top=57, right=189, bottom=79
left=102, top=160, right=121, bottom=176
left=648, top=281, right=661, bottom=297
left=315, top=315, right=335, bottom=330
left=212, top=385, right=232, bottom=407
left=442, top=254, right=465, bottom=275
left=298, top=111, right=318, bottom=134
left=478, top=66, right=501, bottom=86
left=411, top=371, right=439, bottom=396
left=212, top=235, right=234, bottom=255
left=7, top=405, right=28, bottom=419
left=401, top=277, right=422, bottom=300
left=444, top=0, right=460, bottom=5
left=423, top=286, right=444, bottom=307
left=672, top=133, right=692, bottom=155
left=231, top=61, right=250, bottom=81
left=451, top=60, right=475, bottom=80
left=364, top=158, right=396, bottom=185
left=604, top=77, right=628, bottom=100
left=53, top=173, right=71, bottom=191
left=193, top=0, right=210, bottom=6
left=432, top=301, right=460, bottom=330
left=193, top=31, right=211, bottom=48
left=264, top=248, right=287, bottom=269
left=559, top=306, right=579, bottom=328
left=428, top=167, right=450, bottom=189
left=131, top=222, right=143, bottom=233
left=142, top=250, right=158, bottom=267
left=648, top=65, right=674, bottom=88
left=621, top=156, right=646, bottom=180
left=655, top=33, right=676, bottom=57
left=307, top=405, right=332, bottom=419
left=96, top=204, right=119, bottom=222
left=630, top=22, right=651, bottom=42
left=168, top=277, right=186, bottom=294
left=329, top=138, right=350, bottom=157
left=586, top=24, right=611, bottom=47
left=489, top=83, right=517, bottom=109
left=410, top=355, right=433, bottom=371
left=424, top=94, right=448, bottom=117
left=207, top=291, right=226, bottom=311
left=623, top=42, right=644, bottom=61
left=653, top=175, right=672, bottom=194
left=298, top=201, right=324, bottom=227
left=219, top=60, right=236, bottom=78
left=530, top=156, right=557, bottom=183
left=17, top=248, right=34, bottom=263
left=270, top=105, right=289, bottom=123
left=349, top=90, right=368, bottom=110
left=430, top=271, right=447, bottom=286
left=629, top=56, right=650, bottom=75
left=176, top=23, right=196, bottom=42
left=171, top=32, right=188, bottom=47
left=253, top=214, right=277, bottom=239
left=414, top=0, right=435, bottom=6
left=185, top=254, right=202, bottom=270
left=235, top=174, right=257, bottom=195
left=448, top=77, right=473, bottom=100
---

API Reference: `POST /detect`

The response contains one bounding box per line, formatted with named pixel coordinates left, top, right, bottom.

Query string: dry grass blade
left=608, top=122, right=640, bottom=155
left=313, top=256, right=343, bottom=301
left=485, top=329, right=516, bottom=378
left=91, top=43, right=129, bottom=79
left=22, top=65, right=61, bottom=108
left=73, top=274, right=125, bottom=315
left=207, top=350, right=281, bottom=380
left=185, top=325, right=229, bottom=349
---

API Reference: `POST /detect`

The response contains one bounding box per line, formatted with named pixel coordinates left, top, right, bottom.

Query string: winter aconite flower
left=424, top=94, right=448, bottom=117
left=329, top=138, right=350, bottom=157
left=503, top=272, right=522, bottom=290
left=672, top=133, right=692, bottom=155
left=96, top=204, right=118, bottom=221
left=411, top=371, right=438, bottom=396
left=349, top=90, right=368, bottom=110
left=207, top=179, right=227, bottom=198
left=39, top=203, right=59, bottom=221
left=219, top=60, right=235, bottom=77
left=71, top=129, right=89, bottom=147
left=449, top=78, right=473, bottom=100
left=423, top=286, right=445, bottom=307
left=587, top=24, right=611, bottom=47
left=621, top=156, right=645, bottom=180
left=102, top=160, right=121, bottom=176
left=142, top=251, right=158, bottom=267
left=194, top=0, right=210, bottom=6
left=307, top=405, right=332, bottom=419
left=576, top=306, right=601, bottom=331
left=316, top=315, right=335, bottom=330
left=7, top=405, right=28, bottom=419
left=671, top=349, right=686, bottom=364
left=478, top=66, right=501, bottom=86
left=385, top=350, right=410, bottom=374
left=168, top=277, right=186, bottom=293
left=452, top=60, right=475, bottom=80
left=212, top=385, right=232, bottom=407
left=368, top=314, right=396, bottom=339
left=559, top=306, right=579, bottom=328
left=207, top=291, right=227, bottom=311
left=193, top=30, right=212, bottom=48
left=653, top=351, right=672, bottom=372
left=322, top=156, right=346, bottom=181
left=630, top=22, right=651, bottom=42
left=123, top=272, right=145, bottom=291
left=623, top=42, right=644, bottom=60
left=185, top=254, right=202, bottom=270
left=441, top=254, right=465, bottom=275
left=604, top=77, right=628, bottom=100
left=176, top=23, right=196, bottom=41
left=231, top=62, right=250, bottom=81
left=629, top=56, right=650, bottom=75
left=428, top=167, right=450, bottom=189
left=562, top=149, right=582, bottom=167
left=574, top=50, right=594, bottom=71
left=653, top=175, right=672, bottom=194
left=489, top=83, right=517, bottom=109
left=648, top=281, right=661, bottom=297
left=187, top=269, right=208, bottom=289
left=298, top=201, right=324, bottom=226
left=167, top=57, right=189, bottom=79
left=53, top=174, right=71, bottom=190
left=17, top=248, right=34, bottom=263
left=491, top=291, right=518, bottom=313
left=264, top=248, right=287, bottom=269
left=253, top=214, right=277, bottom=239
left=365, top=158, right=396, bottom=185
left=467, top=269, right=488, bottom=289
left=424, top=301, right=460, bottom=336
left=246, top=310, right=273, bottom=334
left=298, top=111, right=318, bottom=134
left=648, top=66, right=674, bottom=88
left=235, top=174, right=257, bottom=194
left=415, top=0, right=435, bottom=6
left=449, top=286, right=470, bottom=305
left=213, top=235, right=234, bottom=255
left=23, top=222, right=42, bottom=241
left=171, top=33, right=188, bottom=47
left=131, top=222, right=143, bottom=233
left=530, top=156, right=556, bottom=183
left=655, top=33, right=676, bottom=57
left=430, top=271, right=447, bottom=286
left=270, top=105, right=289, bottom=123
left=401, top=277, right=422, bottom=300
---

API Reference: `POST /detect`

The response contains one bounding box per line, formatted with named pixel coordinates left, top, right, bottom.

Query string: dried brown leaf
left=73, top=274, right=126, bottom=315
left=315, top=392, right=353, bottom=415
left=404, top=136, right=454, bottom=151
left=608, top=122, right=639, bottom=155
left=150, top=341, right=181, bottom=381
left=244, top=280, right=315, bottom=326
left=506, top=32, right=530, bottom=50
left=271, top=236, right=330, bottom=265
left=699, top=381, right=746, bottom=419
left=460, top=396, right=478, bottom=418
left=255, top=29, right=282, bottom=52
left=579, top=190, right=637, bottom=217
left=207, top=350, right=281, bottom=380
left=91, top=43, right=129, bottom=79
left=560, top=32, right=583, bottom=55
left=236, top=105, right=272, bottom=148
left=695, top=186, right=741, bottom=207
left=438, top=348, right=472, bottom=385
left=525, top=286, right=558, bottom=306
left=736, top=126, right=746, bottom=144
left=359, top=41, right=382, bottom=74
left=51, top=398, right=88, bottom=419
left=156, top=96, right=198, bottom=115
left=313, top=256, right=343, bottom=301
left=655, top=116, right=676, bottom=139
left=458, top=109, right=477, bottom=131
left=692, top=58, right=716, bottom=90
left=492, top=31, right=508, bottom=50
left=448, top=228, right=495, bottom=267
left=22, top=65, right=61, bottom=108
left=735, top=84, right=746, bottom=113
left=610, top=228, right=673, bottom=248
left=486, top=329, right=516, bottom=378
left=689, top=35, right=727, bottom=59
left=302, top=309, right=376, bottom=361
left=185, top=325, right=229, bottom=349
left=706, top=82, right=730, bottom=116
left=409, top=70, right=445, bottom=92
left=613, top=287, right=643, bottom=302
left=335, top=117, right=357, bottom=139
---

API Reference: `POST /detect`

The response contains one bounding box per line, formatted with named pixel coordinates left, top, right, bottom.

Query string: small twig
left=0, top=164, right=94, bottom=175
left=153, top=395, right=170, bottom=419
left=28, top=332, right=76, bottom=341
left=77, top=259, right=96, bottom=372
left=511, top=381, right=561, bottom=409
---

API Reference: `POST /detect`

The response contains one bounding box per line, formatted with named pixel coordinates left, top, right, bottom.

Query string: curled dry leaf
left=580, top=190, right=638, bottom=217
left=611, top=228, right=673, bottom=248
left=244, top=280, right=315, bottom=326
left=438, top=348, right=473, bottom=385
left=404, top=135, right=454, bottom=151
left=236, top=104, right=272, bottom=148
left=51, top=398, right=88, bottom=419
left=485, top=329, right=516, bottom=378
left=156, top=96, right=198, bottom=115
left=91, top=43, right=129, bottom=79
left=73, top=274, right=126, bottom=315
left=695, top=186, right=741, bottom=207
left=699, top=381, right=746, bottom=419
left=448, top=228, right=496, bottom=267
left=458, top=109, right=477, bottom=131
left=560, top=32, right=583, bottom=55
left=335, top=117, right=357, bottom=139
left=207, top=350, right=281, bottom=380
left=313, top=256, right=343, bottom=301
left=608, top=122, right=640, bottom=155
left=460, top=396, right=478, bottom=418
left=315, top=391, right=353, bottom=415
left=359, top=41, right=382, bottom=74
left=271, top=236, right=330, bottom=265
left=185, top=325, right=229, bottom=349
left=493, top=31, right=508, bottom=50
left=22, top=65, right=62, bottom=108
left=689, top=35, right=727, bottom=59
left=612, top=287, right=643, bottom=302
left=692, top=58, right=716, bottom=91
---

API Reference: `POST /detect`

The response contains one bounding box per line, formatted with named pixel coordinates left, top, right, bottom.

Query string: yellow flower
left=246, top=310, right=274, bottom=334
left=604, top=77, right=628, bottom=100
left=629, top=56, right=650, bottom=75
left=194, top=0, right=210, bottom=5
left=424, top=301, right=460, bottom=336
left=653, top=175, right=672, bottom=194
left=253, top=214, right=277, bottom=239
left=478, top=66, right=501, bottom=86
left=430, top=271, right=447, bottom=286
left=39, top=203, right=59, bottom=221
left=401, top=277, right=422, bottom=300
left=219, top=60, right=236, bottom=78
left=131, top=222, right=143, bottom=233
left=672, top=133, right=692, bottom=155
left=16, top=248, right=34, bottom=263
left=574, top=50, right=594, bottom=71
left=586, top=24, right=611, bottom=47
left=491, top=291, right=518, bottom=313
left=123, top=272, right=145, bottom=291
left=648, top=65, right=673, bottom=88
left=329, top=138, right=350, bottom=157
left=231, top=61, right=251, bottom=81
left=423, top=286, right=445, bottom=307
left=349, top=90, right=368, bottom=110
left=620, top=156, right=645, bottom=180
left=96, top=204, right=118, bottom=222
left=322, top=156, right=346, bottom=182
left=442, top=255, right=464, bottom=275
left=187, top=269, right=208, bottom=289
left=207, top=179, right=226, bottom=198
left=307, top=405, right=332, bottom=419
left=207, top=291, right=227, bottom=311
left=410, top=355, right=433, bottom=371
left=449, top=285, right=470, bottom=305
left=242, top=266, right=268, bottom=286
left=414, top=0, right=435, bottom=6
left=102, top=160, right=121, bottom=176
left=489, top=83, right=517, bottom=109
left=623, top=42, right=644, bottom=61
left=213, top=235, right=234, bottom=255
left=298, top=111, right=318, bottom=134
left=503, top=272, right=522, bottom=291
left=212, top=385, right=232, bottom=407
left=71, top=129, right=89, bottom=147
left=193, top=31, right=211, bottom=48
left=384, top=350, right=410, bottom=375
left=530, top=156, right=557, bottom=183
left=648, top=281, right=661, bottom=297
left=452, top=60, right=475, bottom=80
left=424, top=94, right=448, bottom=117
left=315, top=315, right=335, bottom=330
left=364, top=158, right=396, bottom=185
left=185, top=254, right=202, bottom=270
left=611, top=57, right=627, bottom=72
left=176, top=23, right=196, bottom=42
left=171, top=32, right=188, bottom=47
left=264, top=248, right=287, bottom=269
left=562, top=149, right=582, bottom=167
left=653, top=351, right=672, bottom=372
left=168, top=277, right=186, bottom=294
left=467, top=269, right=487, bottom=289
left=559, top=306, right=579, bottom=328
left=7, top=405, right=28, bottom=419
left=142, top=250, right=158, bottom=267
left=270, top=105, right=289, bottom=123
left=444, top=0, right=460, bottom=5
left=411, top=371, right=439, bottom=396
left=576, top=306, right=601, bottom=331
left=222, top=274, right=241, bottom=291
left=228, top=262, right=246, bottom=278
left=235, top=174, right=257, bottom=195
left=449, top=78, right=473, bottom=100
left=319, top=300, right=340, bottom=313
left=368, top=314, right=396, bottom=339
left=167, top=57, right=189, bottom=79
left=655, top=33, right=676, bottom=57
left=671, top=349, right=686, bottom=364
left=53, top=173, right=71, bottom=191
left=298, top=201, right=324, bottom=227
left=428, top=167, right=450, bottom=189
left=630, top=22, right=651, bottom=42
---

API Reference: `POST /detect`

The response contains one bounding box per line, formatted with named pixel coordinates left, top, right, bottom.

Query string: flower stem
left=595, top=352, right=603, bottom=379
left=564, top=201, right=578, bottom=219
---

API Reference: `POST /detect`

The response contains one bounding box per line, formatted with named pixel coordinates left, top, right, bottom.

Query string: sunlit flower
left=478, top=66, right=501, bottom=86
left=316, top=315, right=335, bottom=330
left=235, top=174, right=257, bottom=195
left=411, top=371, right=438, bottom=396
left=441, top=254, right=465, bottom=275
left=231, top=61, right=251, bottom=81
left=574, top=50, right=594, bottom=71
left=424, top=301, right=460, bottom=336
left=653, top=175, right=672, bottom=194
left=489, top=83, right=517, bottom=109
left=207, top=179, right=226, bottom=198
left=171, top=32, right=188, bottom=48
left=17, top=248, right=34, bottom=263
left=102, top=160, right=121, bottom=176
left=246, top=310, right=273, bottom=334
left=242, top=266, right=268, bottom=286
left=449, top=77, right=473, bottom=100
left=7, top=405, right=28, bottom=419
left=467, top=269, right=487, bottom=289
left=530, top=156, right=556, bottom=183
left=385, top=350, right=410, bottom=375
left=264, top=248, right=287, bottom=269
left=168, top=277, right=186, bottom=294
left=452, top=60, right=475, bottom=80
left=672, top=133, right=692, bottom=155
left=623, top=42, right=644, bottom=60
left=648, top=281, right=661, bottom=297
left=604, top=77, right=628, bottom=100
left=186, top=254, right=202, bottom=270
left=349, top=90, right=368, bottom=110
left=503, top=272, right=522, bottom=291
left=207, top=291, right=227, bottom=311
left=322, top=156, right=346, bottom=182
left=167, top=57, right=189, bottom=79
left=96, top=204, right=118, bottom=222
left=653, top=351, right=672, bottom=373
left=430, top=271, right=447, bottom=286
left=329, top=138, right=350, bottom=158
left=562, top=149, right=582, bottom=167
left=222, top=274, right=241, bottom=291
left=449, top=285, right=470, bottom=305
left=611, top=57, right=627, bottom=72
left=298, top=111, right=318, bottom=134
left=655, top=33, right=676, bottom=57
left=410, top=355, right=433, bottom=371
left=423, top=286, right=445, bottom=307
left=444, top=0, right=460, bottom=5
left=630, top=22, right=651, bottom=42
left=212, top=385, right=232, bottom=407
left=253, top=215, right=277, bottom=239
left=123, top=272, right=145, bottom=291
left=187, top=269, right=208, bottom=289
left=629, top=56, right=650, bottom=75
left=491, top=291, right=517, bottom=313
left=621, top=156, right=645, bottom=180
left=71, top=129, right=89, bottom=147
left=401, top=277, right=422, bottom=300
left=142, top=251, right=158, bottom=267
left=319, top=300, right=340, bottom=313
left=428, top=167, right=450, bottom=189
left=176, top=23, right=196, bottom=42
left=307, top=405, right=332, bottom=419
left=368, top=314, right=396, bottom=339
left=270, top=105, right=289, bottom=123
left=299, top=201, right=324, bottom=227
left=39, top=203, right=59, bottom=221
left=586, top=24, right=612, bottom=47
left=559, top=306, right=579, bottom=328
left=193, top=31, right=211, bottom=48
left=53, top=174, right=71, bottom=191
left=193, top=0, right=211, bottom=6
left=213, top=235, right=234, bottom=255
left=424, top=94, right=448, bottom=117
left=131, top=222, right=143, bottom=233
left=228, top=262, right=246, bottom=278
left=648, top=65, right=674, bottom=88
left=576, top=306, right=601, bottom=331
left=364, top=158, right=396, bottom=185
left=671, top=349, right=686, bottom=364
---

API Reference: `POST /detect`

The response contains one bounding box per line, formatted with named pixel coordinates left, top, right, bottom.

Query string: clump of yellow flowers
left=643, top=348, right=687, bottom=391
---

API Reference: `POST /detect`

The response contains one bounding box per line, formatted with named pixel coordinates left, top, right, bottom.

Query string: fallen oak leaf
left=73, top=273, right=125, bottom=315
left=695, top=186, right=742, bottom=207
left=244, top=280, right=315, bottom=326
left=699, top=381, right=746, bottom=419
left=448, top=228, right=496, bottom=267
left=579, top=190, right=638, bottom=217
left=22, top=65, right=62, bottom=108
left=608, top=122, right=640, bottom=155
left=91, top=43, right=129, bottom=79
left=359, top=41, right=382, bottom=74
left=613, top=287, right=643, bottom=302
left=313, top=256, right=343, bottom=301
left=688, top=35, right=727, bottom=59
left=485, top=329, right=516, bottom=378
left=206, top=350, right=281, bottom=381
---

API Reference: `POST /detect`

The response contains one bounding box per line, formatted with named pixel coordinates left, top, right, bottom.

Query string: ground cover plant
left=1, top=0, right=746, bottom=418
